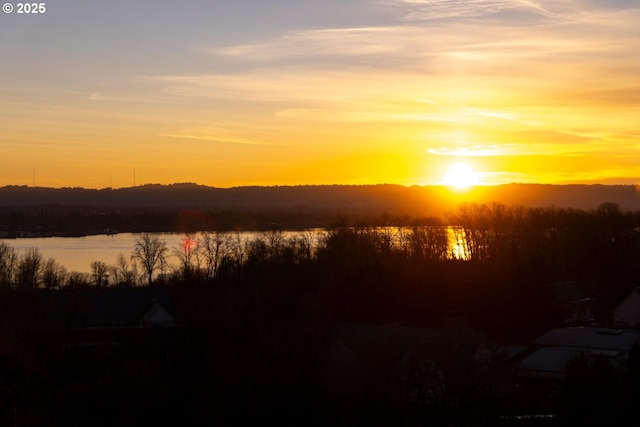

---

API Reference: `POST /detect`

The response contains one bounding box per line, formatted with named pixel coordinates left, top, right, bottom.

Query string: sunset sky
left=1, top=0, right=639, bottom=188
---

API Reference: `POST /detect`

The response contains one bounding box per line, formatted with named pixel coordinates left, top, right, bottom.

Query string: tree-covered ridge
left=1, top=183, right=639, bottom=214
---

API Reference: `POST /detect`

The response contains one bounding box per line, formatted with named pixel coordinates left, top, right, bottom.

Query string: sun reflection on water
left=447, top=226, right=470, bottom=260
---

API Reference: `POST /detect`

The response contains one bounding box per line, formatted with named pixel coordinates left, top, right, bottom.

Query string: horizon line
left=1, top=181, right=639, bottom=191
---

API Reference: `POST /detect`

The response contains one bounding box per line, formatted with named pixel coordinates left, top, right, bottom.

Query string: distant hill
left=0, top=183, right=639, bottom=217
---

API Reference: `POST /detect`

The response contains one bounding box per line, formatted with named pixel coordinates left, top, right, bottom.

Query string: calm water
left=2, top=227, right=468, bottom=273
left=1, top=231, right=322, bottom=273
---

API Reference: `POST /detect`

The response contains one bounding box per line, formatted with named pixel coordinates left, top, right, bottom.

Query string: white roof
left=534, top=327, right=640, bottom=352
left=141, top=301, right=176, bottom=327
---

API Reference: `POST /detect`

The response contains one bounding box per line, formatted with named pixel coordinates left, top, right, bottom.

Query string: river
left=2, top=227, right=469, bottom=273
left=1, top=231, right=322, bottom=273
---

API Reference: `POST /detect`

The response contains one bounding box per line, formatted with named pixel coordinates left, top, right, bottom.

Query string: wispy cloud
left=386, top=0, right=639, bottom=23
left=548, top=167, right=640, bottom=185
left=389, top=0, right=555, bottom=21
left=213, top=26, right=404, bottom=60
left=158, top=131, right=268, bottom=146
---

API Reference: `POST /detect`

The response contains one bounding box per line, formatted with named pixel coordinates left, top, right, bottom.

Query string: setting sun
left=441, top=162, right=479, bottom=189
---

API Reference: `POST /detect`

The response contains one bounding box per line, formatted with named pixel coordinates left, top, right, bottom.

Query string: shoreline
left=0, top=228, right=119, bottom=239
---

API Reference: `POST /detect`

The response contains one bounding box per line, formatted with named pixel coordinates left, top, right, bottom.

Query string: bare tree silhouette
left=0, top=242, right=17, bottom=287
left=109, top=252, right=138, bottom=287
left=16, top=247, right=42, bottom=289
left=131, top=233, right=167, bottom=286
left=42, top=257, right=66, bottom=290
left=90, top=260, right=109, bottom=288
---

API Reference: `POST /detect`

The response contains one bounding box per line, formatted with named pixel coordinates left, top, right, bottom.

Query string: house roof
left=614, top=287, right=640, bottom=311
left=141, top=300, right=176, bottom=327
left=534, top=327, right=640, bottom=352
left=614, top=287, right=640, bottom=327
left=517, top=327, right=636, bottom=379
left=516, top=348, right=622, bottom=383
left=518, top=348, right=579, bottom=376
left=35, top=287, right=175, bottom=328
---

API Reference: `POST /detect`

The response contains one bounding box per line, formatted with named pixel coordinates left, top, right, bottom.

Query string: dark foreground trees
left=2, top=202, right=640, bottom=425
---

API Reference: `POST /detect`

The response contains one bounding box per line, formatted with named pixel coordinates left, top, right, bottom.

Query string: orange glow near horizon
left=1, top=2, right=639, bottom=189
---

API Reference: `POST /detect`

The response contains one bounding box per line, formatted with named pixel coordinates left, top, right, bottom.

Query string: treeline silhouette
left=2, top=202, right=640, bottom=330
left=2, top=202, right=640, bottom=424
left=0, top=205, right=338, bottom=237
